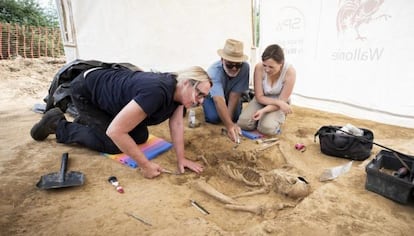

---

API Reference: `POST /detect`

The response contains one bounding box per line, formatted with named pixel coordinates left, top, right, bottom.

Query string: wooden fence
left=0, top=22, right=64, bottom=59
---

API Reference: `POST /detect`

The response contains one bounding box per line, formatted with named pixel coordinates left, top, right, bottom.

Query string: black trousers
left=55, top=72, right=148, bottom=154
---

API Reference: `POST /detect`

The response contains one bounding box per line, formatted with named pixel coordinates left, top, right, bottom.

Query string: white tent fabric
left=260, top=0, right=414, bottom=128
left=62, top=0, right=252, bottom=72
left=57, top=0, right=414, bottom=128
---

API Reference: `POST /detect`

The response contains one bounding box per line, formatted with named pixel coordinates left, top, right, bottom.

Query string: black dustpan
left=36, top=153, right=85, bottom=190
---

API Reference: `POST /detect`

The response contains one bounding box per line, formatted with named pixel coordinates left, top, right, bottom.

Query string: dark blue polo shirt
left=85, top=68, right=179, bottom=125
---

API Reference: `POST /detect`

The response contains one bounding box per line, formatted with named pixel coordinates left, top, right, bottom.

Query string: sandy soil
left=0, top=58, right=413, bottom=236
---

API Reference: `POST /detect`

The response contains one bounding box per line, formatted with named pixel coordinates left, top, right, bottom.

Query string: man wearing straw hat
left=203, top=39, right=250, bottom=143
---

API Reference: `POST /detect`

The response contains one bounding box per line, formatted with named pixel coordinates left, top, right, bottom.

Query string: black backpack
left=44, top=59, right=142, bottom=116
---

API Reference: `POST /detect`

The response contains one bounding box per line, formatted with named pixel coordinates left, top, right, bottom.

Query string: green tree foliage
left=0, top=0, right=58, bottom=27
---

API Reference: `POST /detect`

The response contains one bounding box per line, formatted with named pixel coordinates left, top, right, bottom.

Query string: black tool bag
left=314, top=125, right=374, bottom=161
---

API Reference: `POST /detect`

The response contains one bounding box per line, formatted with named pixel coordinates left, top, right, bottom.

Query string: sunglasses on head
left=225, top=62, right=243, bottom=69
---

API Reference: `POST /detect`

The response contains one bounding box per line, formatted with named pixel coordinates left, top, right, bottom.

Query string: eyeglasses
left=225, top=62, right=243, bottom=69
left=192, top=81, right=208, bottom=99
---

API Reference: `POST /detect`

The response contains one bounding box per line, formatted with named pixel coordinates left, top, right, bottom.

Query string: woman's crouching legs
left=257, top=110, right=286, bottom=135
left=237, top=97, right=262, bottom=130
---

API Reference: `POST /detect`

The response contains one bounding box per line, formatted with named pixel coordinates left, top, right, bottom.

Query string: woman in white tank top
left=237, top=44, right=296, bottom=135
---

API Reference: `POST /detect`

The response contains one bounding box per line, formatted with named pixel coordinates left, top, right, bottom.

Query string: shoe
left=30, top=107, right=66, bottom=141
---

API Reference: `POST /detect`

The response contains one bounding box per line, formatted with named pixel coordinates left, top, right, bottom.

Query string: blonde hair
left=175, top=66, right=212, bottom=86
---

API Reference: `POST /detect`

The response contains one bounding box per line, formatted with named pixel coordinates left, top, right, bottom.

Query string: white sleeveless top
left=262, top=62, right=291, bottom=98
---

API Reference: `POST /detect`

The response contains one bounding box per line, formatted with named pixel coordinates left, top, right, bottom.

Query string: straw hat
left=217, top=39, right=248, bottom=62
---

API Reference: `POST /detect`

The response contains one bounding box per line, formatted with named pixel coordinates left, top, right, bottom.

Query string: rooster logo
left=337, top=0, right=391, bottom=40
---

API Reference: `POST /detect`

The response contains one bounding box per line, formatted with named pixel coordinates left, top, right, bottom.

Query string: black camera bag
left=314, top=125, right=374, bottom=161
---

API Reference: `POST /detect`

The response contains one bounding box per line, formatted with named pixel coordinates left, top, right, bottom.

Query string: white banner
left=67, top=0, right=252, bottom=72
left=260, top=0, right=414, bottom=127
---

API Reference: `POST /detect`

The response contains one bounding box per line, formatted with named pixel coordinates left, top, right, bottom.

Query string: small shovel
left=36, top=153, right=85, bottom=190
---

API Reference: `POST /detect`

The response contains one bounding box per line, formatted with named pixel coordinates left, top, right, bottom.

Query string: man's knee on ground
left=205, top=114, right=221, bottom=124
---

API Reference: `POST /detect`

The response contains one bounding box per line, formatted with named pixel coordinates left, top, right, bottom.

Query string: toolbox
left=365, top=150, right=414, bottom=204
